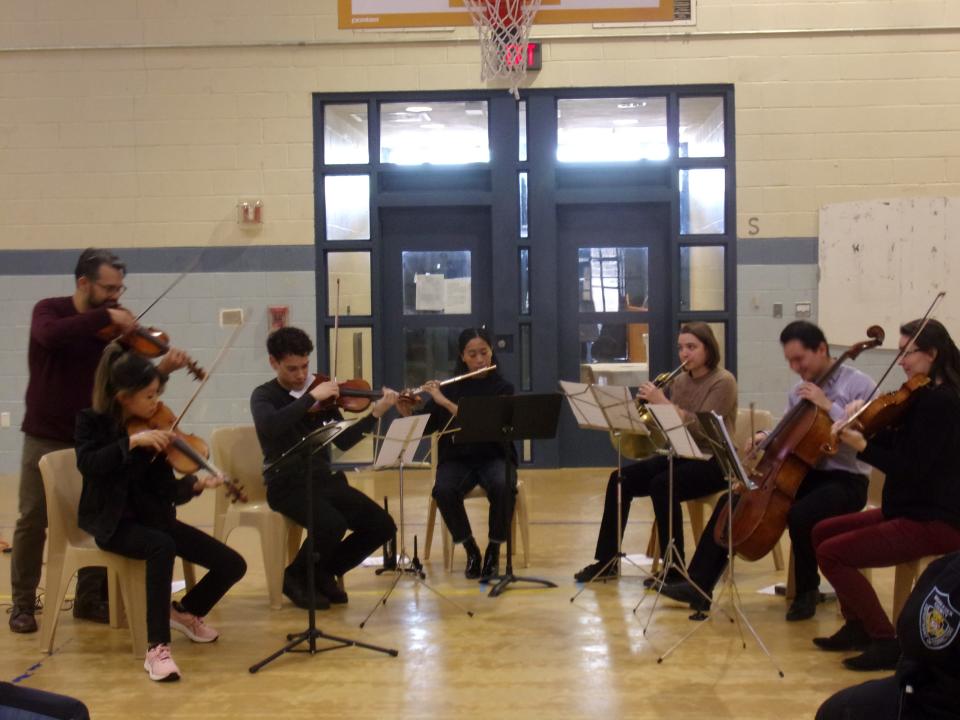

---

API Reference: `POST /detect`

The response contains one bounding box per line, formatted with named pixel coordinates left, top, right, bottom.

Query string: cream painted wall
left=1, top=0, right=959, bottom=249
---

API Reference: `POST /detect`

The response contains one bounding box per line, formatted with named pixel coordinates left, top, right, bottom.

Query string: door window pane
left=325, top=175, right=370, bottom=240
left=402, top=250, right=471, bottom=315
left=324, top=103, right=369, bottom=165
left=679, top=168, right=725, bottom=235
left=679, top=96, right=725, bottom=158
left=380, top=101, right=489, bottom=165
left=557, top=97, right=668, bottom=162
left=327, top=252, right=371, bottom=316
left=680, top=246, right=725, bottom=311
left=402, top=327, right=461, bottom=389
left=578, top=247, right=649, bottom=313
left=520, top=322, right=532, bottom=391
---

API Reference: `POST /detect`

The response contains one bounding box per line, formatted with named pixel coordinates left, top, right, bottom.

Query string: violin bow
left=840, top=291, right=946, bottom=432
left=134, top=252, right=205, bottom=323
left=171, top=313, right=246, bottom=431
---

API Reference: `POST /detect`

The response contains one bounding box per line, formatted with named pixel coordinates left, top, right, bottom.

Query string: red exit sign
left=503, top=41, right=542, bottom=71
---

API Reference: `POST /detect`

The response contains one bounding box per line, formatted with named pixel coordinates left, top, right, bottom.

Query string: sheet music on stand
left=695, top=411, right=757, bottom=490
left=558, top=381, right=648, bottom=435
left=646, top=404, right=709, bottom=461
left=372, top=415, right=430, bottom=469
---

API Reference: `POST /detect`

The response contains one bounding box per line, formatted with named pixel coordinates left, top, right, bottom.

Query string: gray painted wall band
left=0, top=237, right=817, bottom=275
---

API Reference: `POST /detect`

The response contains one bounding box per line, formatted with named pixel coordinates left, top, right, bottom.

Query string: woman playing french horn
left=574, top=322, right=738, bottom=584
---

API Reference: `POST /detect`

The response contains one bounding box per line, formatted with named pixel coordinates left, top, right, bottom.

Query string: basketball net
left=462, top=0, right=542, bottom=100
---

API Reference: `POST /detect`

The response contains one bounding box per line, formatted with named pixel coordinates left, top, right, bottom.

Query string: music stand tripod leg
left=360, top=457, right=475, bottom=628
left=250, top=435, right=397, bottom=673
left=571, top=433, right=654, bottom=603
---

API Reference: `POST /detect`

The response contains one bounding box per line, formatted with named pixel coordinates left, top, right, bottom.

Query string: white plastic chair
left=38, top=449, right=147, bottom=657
left=210, top=426, right=301, bottom=610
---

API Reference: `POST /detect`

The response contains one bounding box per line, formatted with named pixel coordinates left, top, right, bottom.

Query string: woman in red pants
left=812, top=318, right=960, bottom=671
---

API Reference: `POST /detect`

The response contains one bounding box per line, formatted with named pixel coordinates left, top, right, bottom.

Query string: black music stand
left=453, top=393, right=562, bottom=598
left=250, top=421, right=398, bottom=673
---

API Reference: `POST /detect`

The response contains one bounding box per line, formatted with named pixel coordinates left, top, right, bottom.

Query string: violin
left=98, top=309, right=206, bottom=381
left=126, top=402, right=247, bottom=504
left=822, top=373, right=931, bottom=454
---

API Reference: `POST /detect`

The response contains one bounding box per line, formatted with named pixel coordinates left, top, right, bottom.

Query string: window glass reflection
left=380, top=101, right=489, bottom=165
left=680, top=246, right=725, bottom=312
left=679, top=168, right=725, bottom=234
left=327, top=252, right=371, bottom=316
left=324, top=103, right=369, bottom=165
left=679, top=96, right=725, bottom=158
left=401, top=250, right=471, bottom=315
left=578, top=247, right=649, bottom=313
left=557, top=97, right=668, bottom=162
left=324, top=175, right=370, bottom=240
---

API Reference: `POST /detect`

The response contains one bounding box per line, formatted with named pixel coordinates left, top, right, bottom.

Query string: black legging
left=593, top=455, right=726, bottom=564
left=97, top=519, right=246, bottom=646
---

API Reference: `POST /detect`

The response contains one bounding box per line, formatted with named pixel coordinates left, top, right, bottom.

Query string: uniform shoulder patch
left=920, top=585, right=960, bottom=650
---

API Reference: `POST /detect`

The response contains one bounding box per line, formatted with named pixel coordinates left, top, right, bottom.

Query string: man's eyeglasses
left=95, top=281, right=127, bottom=296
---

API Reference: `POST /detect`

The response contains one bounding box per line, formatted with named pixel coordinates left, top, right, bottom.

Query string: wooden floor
left=0, top=467, right=896, bottom=719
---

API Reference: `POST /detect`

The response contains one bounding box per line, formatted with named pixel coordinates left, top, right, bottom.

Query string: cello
left=713, top=325, right=885, bottom=561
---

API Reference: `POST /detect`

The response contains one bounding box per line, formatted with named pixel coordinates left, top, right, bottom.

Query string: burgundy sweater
left=22, top=296, right=112, bottom=443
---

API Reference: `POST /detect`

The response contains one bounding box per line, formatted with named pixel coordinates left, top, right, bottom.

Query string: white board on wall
left=818, top=197, right=958, bottom=350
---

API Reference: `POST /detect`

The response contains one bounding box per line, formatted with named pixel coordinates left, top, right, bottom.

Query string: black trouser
left=686, top=469, right=868, bottom=596
left=594, top=455, right=726, bottom=564
left=97, top=519, right=246, bottom=647
left=433, top=457, right=515, bottom=545
left=816, top=676, right=928, bottom=720
left=267, top=468, right=396, bottom=582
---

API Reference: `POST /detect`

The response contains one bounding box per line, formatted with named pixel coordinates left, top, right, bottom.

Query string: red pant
left=812, top=508, right=960, bottom=639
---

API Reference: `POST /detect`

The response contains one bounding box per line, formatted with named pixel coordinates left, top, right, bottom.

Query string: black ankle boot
left=463, top=538, right=482, bottom=579
left=813, top=621, right=871, bottom=651
left=481, top=543, right=500, bottom=580
left=843, top=638, right=901, bottom=671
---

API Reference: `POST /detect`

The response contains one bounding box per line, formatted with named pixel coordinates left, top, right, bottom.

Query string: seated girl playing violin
left=813, top=318, right=960, bottom=671
left=76, top=343, right=247, bottom=682
left=397, top=327, right=515, bottom=581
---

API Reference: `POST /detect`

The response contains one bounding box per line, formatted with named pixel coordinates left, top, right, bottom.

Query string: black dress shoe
left=72, top=599, right=110, bottom=624
left=9, top=608, right=37, bottom=634
left=464, top=540, right=482, bottom=580
left=480, top=543, right=500, bottom=580
left=813, top=621, right=871, bottom=651
left=317, top=573, right=348, bottom=605
left=842, top=638, right=901, bottom=671
left=643, top=568, right=684, bottom=589
left=283, top=573, right=330, bottom=610
left=785, top=589, right=818, bottom=622
left=574, top=560, right=617, bottom=583
left=659, top=580, right=711, bottom=612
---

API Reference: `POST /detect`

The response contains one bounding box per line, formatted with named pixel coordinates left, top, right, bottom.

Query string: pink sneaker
left=170, top=603, right=219, bottom=643
left=144, top=643, right=180, bottom=682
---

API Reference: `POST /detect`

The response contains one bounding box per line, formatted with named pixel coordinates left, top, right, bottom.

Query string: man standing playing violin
left=662, top=321, right=874, bottom=621
left=9, top=248, right=189, bottom=634
left=250, top=326, right=398, bottom=609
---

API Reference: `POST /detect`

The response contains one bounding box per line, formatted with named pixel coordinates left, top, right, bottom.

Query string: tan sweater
left=665, top=367, right=738, bottom=448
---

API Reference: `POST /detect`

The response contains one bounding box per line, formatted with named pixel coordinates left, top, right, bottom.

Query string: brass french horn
left=612, top=362, right=687, bottom=460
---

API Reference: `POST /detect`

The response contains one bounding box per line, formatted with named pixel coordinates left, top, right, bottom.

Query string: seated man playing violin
left=660, top=321, right=874, bottom=622
left=250, top=326, right=398, bottom=609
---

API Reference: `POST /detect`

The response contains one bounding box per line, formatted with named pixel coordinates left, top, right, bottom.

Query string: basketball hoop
left=462, top=0, right=542, bottom=100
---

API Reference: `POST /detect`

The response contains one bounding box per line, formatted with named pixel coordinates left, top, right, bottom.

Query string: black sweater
left=896, top=552, right=960, bottom=718
left=419, top=370, right=516, bottom=465
left=75, top=409, right=199, bottom=545
left=858, top=383, right=960, bottom=527
left=249, top=378, right=376, bottom=472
